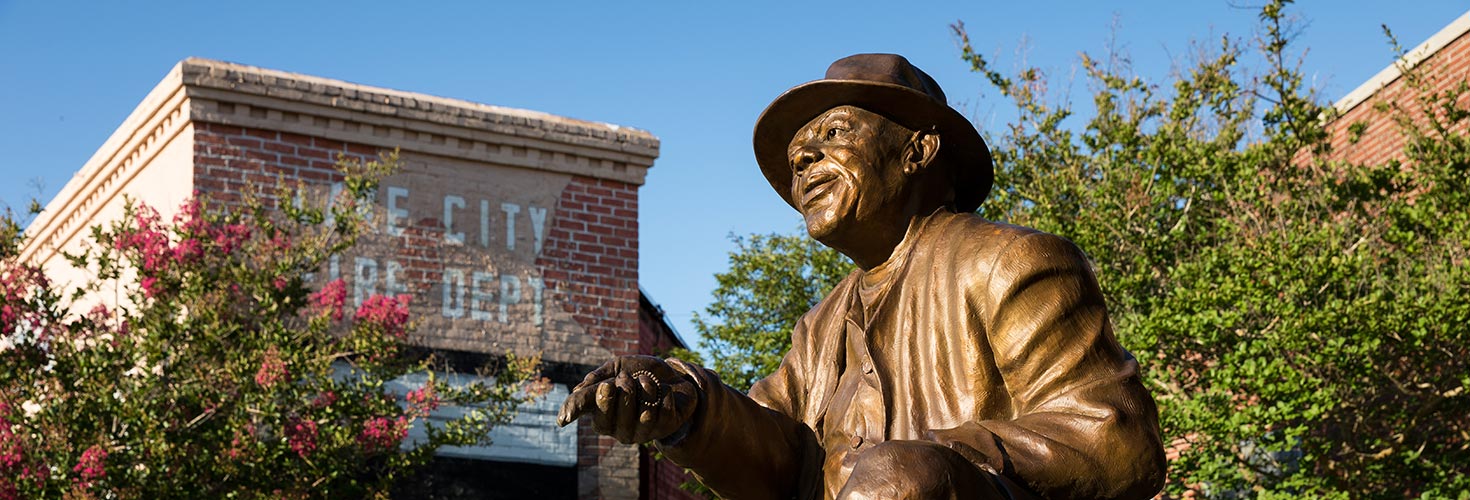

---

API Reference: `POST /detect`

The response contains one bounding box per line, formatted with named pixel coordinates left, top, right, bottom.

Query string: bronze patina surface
left=558, top=53, right=1167, bottom=500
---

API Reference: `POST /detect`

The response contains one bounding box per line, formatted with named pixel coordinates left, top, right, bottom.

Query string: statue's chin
left=803, top=210, right=850, bottom=246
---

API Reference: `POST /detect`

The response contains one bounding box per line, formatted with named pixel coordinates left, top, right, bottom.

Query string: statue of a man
left=558, top=54, right=1167, bottom=500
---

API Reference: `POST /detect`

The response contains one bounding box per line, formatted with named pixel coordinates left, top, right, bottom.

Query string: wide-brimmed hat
left=753, top=53, right=993, bottom=213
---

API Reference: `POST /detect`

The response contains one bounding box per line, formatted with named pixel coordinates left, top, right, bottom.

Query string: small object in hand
left=632, top=370, right=663, bottom=407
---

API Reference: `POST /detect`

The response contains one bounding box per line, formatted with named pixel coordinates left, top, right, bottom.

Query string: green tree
left=0, top=152, right=546, bottom=499
left=691, top=233, right=852, bottom=392
left=693, top=1, right=1468, bottom=497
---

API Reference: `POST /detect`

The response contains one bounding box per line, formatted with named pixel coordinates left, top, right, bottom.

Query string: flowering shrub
left=0, top=152, right=545, bottom=498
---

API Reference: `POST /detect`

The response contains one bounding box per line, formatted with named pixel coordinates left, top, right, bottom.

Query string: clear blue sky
left=2, top=1, right=1465, bottom=346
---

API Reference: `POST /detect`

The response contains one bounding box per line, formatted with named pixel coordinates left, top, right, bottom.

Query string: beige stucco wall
left=27, top=105, right=197, bottom=308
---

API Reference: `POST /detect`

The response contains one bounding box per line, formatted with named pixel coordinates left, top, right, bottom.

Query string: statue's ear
left=903, top=128, right=941, bottom=175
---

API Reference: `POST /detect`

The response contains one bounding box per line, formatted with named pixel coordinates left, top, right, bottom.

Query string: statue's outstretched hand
left=555, top=355, right=701, bottom=444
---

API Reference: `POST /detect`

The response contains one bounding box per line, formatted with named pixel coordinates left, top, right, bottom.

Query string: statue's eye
left=825, top=127, right=843, bottom=140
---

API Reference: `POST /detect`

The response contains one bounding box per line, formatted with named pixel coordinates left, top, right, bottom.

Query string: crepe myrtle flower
left=309, top=279, right=348, bottom=321
left=255, top=347, right=288, bottom=388
left=358, top=416, right=409, bottom=452
left=406, top=385, right=439, bottom=416
left=355, top=294, right=411, bottom=339
left=72, top=445, right=107, bottom=489
left=285, top=418, right=319, bottom=458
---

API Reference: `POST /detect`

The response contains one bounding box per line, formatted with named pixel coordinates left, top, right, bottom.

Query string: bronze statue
left=558, top=54, right=1167, bottom=500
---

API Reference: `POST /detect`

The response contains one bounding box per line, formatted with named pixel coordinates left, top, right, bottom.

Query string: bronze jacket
left=661, top=211, right=1167, bottom=500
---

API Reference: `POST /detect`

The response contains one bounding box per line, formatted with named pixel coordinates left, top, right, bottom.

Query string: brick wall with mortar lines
left=191, top=121, right=643, bottom=500
left=537, top=176, right=641, bottom=357
left=642, top=450, right=704, bottom=500
left=539, top=176, right=643, bottom=500
left=192, top=122, right=364, bottom=207
left=1314, top=29, right=1470, bottom=167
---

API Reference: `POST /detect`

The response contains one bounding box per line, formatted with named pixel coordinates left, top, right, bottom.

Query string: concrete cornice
left=21, top=62, right=193, bottom=264
left=1333, top=9, right=1470, bottom=113
left=178, top=58, right=660, bottom=181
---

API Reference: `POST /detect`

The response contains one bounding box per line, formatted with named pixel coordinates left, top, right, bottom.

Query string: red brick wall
left=638, top=301, right=683, bottom=357
left=191, top=121, right=645, bottom=500
left=192, top=123, right=641, bottom=351
left=191, top=123, right=449, bottom=299
left=192, top=123, right=367, bottom=207
left=542, top=176, right=644, bottom=499
left=537, top=176, right=641, bottom=358
left=1314, top=29, right=1470, bottom=167
left=640, top=448, right=705, bottom=500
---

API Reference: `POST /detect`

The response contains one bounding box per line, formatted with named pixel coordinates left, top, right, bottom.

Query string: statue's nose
left=792, top=147, right=824, bottom=174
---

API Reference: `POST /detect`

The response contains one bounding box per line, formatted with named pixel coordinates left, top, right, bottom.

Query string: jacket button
left=850, top=435, right=863, bottom=448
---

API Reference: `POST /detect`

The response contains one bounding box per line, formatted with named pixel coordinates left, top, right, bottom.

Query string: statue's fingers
left=632, top=406, right=662, bottom=444
left=612, top=371, right=642, bottom=443
left=634, top=388, right=693, bottom=443
left=668, top=382, right=700, bottom=422
left=662, top=358, right=697, bottom=380
left=573, top=360, right=619, bottom=392
left=557, top=384, right=599, bottom=427
left=592, top=381, right=619, bottom=435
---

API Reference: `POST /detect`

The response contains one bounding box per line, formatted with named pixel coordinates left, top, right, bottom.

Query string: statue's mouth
left=801, top=171, right=840, bottom=207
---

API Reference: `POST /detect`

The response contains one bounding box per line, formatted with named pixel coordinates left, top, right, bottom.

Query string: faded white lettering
left=354, top=257, right=379, bottom=306
left=501, top=203, right=521, bottom=251
left=479, top=200, right=491, bottom=247
left=498, top=274, right=522, bottom=323
left=528, top=276, right=545, bottom=327
left=386, top=186, right=409, bottom=237
left=529, top=206, right=548, bottom=255
left=441, top=269, right=466, bottom=318
left=444, top=195, right=466, bottom=245
left=385, top=260, right=407, bottom=297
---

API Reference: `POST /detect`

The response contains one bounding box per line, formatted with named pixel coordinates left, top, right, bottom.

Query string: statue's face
left=788, top=106, right=910, bottom=243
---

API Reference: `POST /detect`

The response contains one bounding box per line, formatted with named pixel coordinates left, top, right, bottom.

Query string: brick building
left=1314, top=10, right=1470, bottom=166
left=20, top=58, right=699, bottom=500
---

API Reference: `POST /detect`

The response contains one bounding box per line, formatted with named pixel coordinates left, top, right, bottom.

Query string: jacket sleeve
left=927, top=232, right=1167, bottom=500
left=654, top=311, right=826, bottom=500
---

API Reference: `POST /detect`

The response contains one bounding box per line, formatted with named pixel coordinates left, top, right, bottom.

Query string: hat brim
left=753, top=79, right=993, bottom=213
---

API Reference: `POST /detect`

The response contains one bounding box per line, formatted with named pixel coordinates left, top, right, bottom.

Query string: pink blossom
left=227, top=435, right=246, bottom=460
left=254, top=347, right=288, bottom=388
left=172, top=237, right=203, bottom=264
left=2, top=265, right=47, bottom=337
left=285, top=418, right=319, bottom=458
left=72, top=444, right=107, bottom=488
left=0, top=304, right=11, bottom=337
left=273, top=276, right=290, bottom=292
left=357, top=416, right=408, bottom=452
left=354, top=294, right=411, bottom=339
left=310, top=279, right=348, bottom=321
left=116, top=204, right=173, bottom=275
left=173, top=198, right=207, bottom=235
left=0, top=414, right=22, bottom=470
left=311, top=391, right=338, bottom=409
left=214, top=223, right=252, bottom=254
left=406, top=385, right=439, bottom=416
left=140, top=277, right=160, bottom=298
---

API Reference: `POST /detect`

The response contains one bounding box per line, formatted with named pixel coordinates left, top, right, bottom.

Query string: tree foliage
left=691, top=233, right=853, bottom=392
left=0, top=153, right=546, bottom=498
left=694, top=1, right=1468, bottom=496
